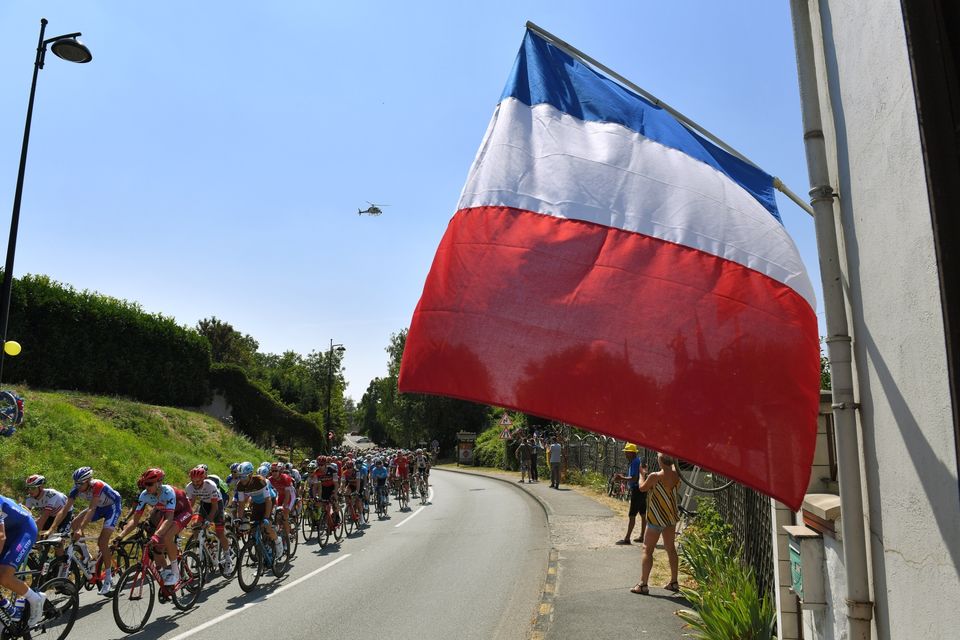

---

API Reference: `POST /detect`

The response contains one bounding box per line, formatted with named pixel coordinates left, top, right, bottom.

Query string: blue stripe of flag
left=500, top=30, right=781, bottom=223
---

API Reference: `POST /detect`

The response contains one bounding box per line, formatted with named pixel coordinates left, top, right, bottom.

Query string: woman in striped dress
left=630, top=452, right=680, bottom=595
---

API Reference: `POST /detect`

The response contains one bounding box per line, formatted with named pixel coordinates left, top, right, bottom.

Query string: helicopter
left=358, top=202, right=389, bottom=216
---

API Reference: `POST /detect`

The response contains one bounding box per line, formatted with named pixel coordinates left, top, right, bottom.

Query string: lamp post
left=0, top=18, right=92, bottom=381
left=324, top=339, right=345, bottom=452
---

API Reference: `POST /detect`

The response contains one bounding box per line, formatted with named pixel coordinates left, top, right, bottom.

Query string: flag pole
left=525, top=21, right=814, bottom=218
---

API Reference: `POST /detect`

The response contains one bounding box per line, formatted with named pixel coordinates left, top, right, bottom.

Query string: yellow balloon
left=3, top=341, right=21, bottom=356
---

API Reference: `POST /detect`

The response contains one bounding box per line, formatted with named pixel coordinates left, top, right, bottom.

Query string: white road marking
left=166, top=554, right=351, bottom=640
left=395, top=486, right=434, bottom=528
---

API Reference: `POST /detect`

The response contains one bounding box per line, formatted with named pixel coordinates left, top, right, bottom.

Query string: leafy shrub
left=209, top=364, right=322, bottom=448
left=473, top=424, right=506, bottom=468
left=677, top=498, right=776, bottom=640
left=565, top=468, right=607, bottom=493
left=4, top=274, right=210, bottom=405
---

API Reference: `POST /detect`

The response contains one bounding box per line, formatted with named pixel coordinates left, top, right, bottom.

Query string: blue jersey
left=356, top=463, right=368, bottom=480
left=0, top=495, right=33, bottom=529
left=371, top=467, right=389, bottom=482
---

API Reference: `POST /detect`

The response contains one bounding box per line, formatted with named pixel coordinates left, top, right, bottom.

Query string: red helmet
left=139, top=468, right=165, bottom=486
left=189, top=465, right=207, bottom=481
left=270, top=462, right=283, bottom=473
left=344, top=460, right=354, bottom=470
left=316, top=455, right=325, bottom=465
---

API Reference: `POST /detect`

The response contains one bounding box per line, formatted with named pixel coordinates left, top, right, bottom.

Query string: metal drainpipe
left=788, top=1, right=874, bottom=638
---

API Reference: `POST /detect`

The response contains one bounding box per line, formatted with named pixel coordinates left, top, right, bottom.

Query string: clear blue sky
left=0, top=2, right=821, bottom=400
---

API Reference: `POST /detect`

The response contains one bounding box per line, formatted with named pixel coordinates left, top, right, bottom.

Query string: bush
left=473, top=425, right=506, bottom=468
left=209, top=364, right=322, bottom=448
left=4, top=274, right=210, bottom=405
left=565, top=468, right=607, bottom=493
left=677, top=498, right=776, bottom=640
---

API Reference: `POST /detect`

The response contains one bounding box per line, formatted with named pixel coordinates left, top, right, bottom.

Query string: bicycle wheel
left=271, top=534, right=290, bottom=578
left=221, top=533, right=240, bottom=580
left=236, top=541, right=262, bottom=593
left=420, top=481, right=429, bottom=504
left=344, top=506, right=356, bottom=536
left=287, top=524, right=299, bottom=558
left=112, top=563, right=155, bottom=634
left=0, top=389, right=23, bottom=430
left=31, top=576, right=78, bottom=640
left=334, top=507, right=346, bottom=542
left=301, top=508, right=315, bottom=542
left=362, top=498, right=370, bottom=524
left=172, top=550, right=202, bottom=610
left=677, top=460, right=734, bottom=493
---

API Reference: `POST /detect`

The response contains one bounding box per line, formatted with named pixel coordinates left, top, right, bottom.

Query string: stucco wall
left=817, top=0, right=960, bottom=638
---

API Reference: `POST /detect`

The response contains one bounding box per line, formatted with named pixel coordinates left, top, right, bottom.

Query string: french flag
left=399, top=29, right=819, bottom=510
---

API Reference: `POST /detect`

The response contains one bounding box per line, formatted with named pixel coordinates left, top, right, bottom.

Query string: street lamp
left=0, top=19, right=92, bottom=381
left=324, top=339, right=345, bottom=452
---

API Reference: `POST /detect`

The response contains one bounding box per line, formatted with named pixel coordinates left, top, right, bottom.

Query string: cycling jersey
left=395, top=457, right=410, bottom=477
left=25, top=488, right=68, bottom=515
left=136, top=485, right=191, bottom=515
left=185, top=479, right=221, bottom=504
left=1, top=495, right=37, bottom=568
left=69, top=479, right=121, bottom=508
left=271, top=473, right=296, bottom=509
left=236, top=476, right=272, bottom=505
left=207, top=474, right=230, bottom=502
left=371, top=466, right=389, bottom=484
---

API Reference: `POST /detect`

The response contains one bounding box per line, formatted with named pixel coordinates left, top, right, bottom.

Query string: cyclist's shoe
left=273, top=539, right=284, bottom=558
left=27, top=593, right=47, bottom=628
left=161, top=567, right=177, bottom=586
left=98, top=575, right=114, bottom=596
left=220, top=550, right=234, bottom=574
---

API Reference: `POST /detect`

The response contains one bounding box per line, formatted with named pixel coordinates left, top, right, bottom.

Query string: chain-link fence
left=713, top=483, right=776, bottom=602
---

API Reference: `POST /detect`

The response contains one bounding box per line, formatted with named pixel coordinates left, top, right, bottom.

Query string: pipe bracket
left=845, top=599, right=874, bottom=621
left=832, top=402, right=861, bottom=411
left=809, top=185, right=837, bottom=204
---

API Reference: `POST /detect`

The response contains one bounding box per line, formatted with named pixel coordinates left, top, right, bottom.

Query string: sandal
left=664, top=581, right=680, bottom=592
left=630, top=583, right=649, bottom=595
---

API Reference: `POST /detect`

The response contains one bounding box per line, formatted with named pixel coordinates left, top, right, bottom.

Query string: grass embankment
left=0, top=386, right=272, bottom=500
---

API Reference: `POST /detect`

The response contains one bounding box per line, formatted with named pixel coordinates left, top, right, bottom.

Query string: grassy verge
left=0, top=385, right=272, bottom=500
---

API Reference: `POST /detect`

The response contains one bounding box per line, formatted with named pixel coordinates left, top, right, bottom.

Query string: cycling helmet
left=230, top=463, right=240, bottom=474
left=270, top=462, right=283, bottom=473
left=284, top=462, right=293, bottom=471
left=238, top=461, right=254, bottom=478
left=139, top=468, right=165, bottom=485
left=258, top=463, right=271, bottom=477
left=25, top=474, right=46, bottom=488
left=374, top=458, right=383, bottom=466
left=197, top=464, right=209, bottom=472
left=307, top=461, right=318, bottom=471
left=73, top=466, right=94, bottom=485
left=189, top=465, right=207, bottom=480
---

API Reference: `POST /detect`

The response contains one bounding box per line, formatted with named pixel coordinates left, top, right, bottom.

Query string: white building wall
left=815, top=0, right=960, bottom=638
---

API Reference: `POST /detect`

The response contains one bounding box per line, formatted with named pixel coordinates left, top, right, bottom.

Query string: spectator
left=615, top=444, right=647, bottom=545
left=529, top=435, right=541, bottom=483
left=631, top=452, right=680, bottom=595
left=515, top=438, right=531, bottom=483
left=549, top=437, right=563, bottom=489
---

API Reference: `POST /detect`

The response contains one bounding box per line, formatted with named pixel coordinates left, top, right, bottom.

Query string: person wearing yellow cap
left=614, top=444, right=647, bottom=545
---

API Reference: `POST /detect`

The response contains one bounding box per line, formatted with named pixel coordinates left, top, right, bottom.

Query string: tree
left=197, top=317, right=259, bottom=368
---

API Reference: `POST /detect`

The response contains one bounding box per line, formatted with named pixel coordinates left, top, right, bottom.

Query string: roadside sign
left=499, top=414, right=513, bottom=427
left=499, top=428, right=513, bottom=440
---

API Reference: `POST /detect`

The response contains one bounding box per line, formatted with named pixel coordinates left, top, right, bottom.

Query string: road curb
left=434, top=467, right=554, bottom=522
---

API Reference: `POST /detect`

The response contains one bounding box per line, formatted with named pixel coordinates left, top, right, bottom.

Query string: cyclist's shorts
left=92, top=502, right=122, bottom=529
left=250, top=501, right=267, bottom=523
left=173, top=508, right=193, bottom=531
left=38, top=510, right=74, bottom=536
left=199, top=501, right=225, bottom=529
left=320, top=485, right=335, bottom=501
left=0, top=518, right=37, bottom=568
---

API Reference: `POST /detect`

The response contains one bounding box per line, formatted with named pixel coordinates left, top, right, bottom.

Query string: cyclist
left=316, top=459, right=340, bottom=532
left=233, top=462, right=284, bottom=559
left=25, top=474, right=72, bottom=537
left=46, top=467, right=121, bottom=595
left=340, top=460, right=362, bottom=525
left=114, top=468, right=193, bottom=586
left=370, top=458, right=390, bottom=512
left=268, top=463, right=296, bottom=543
left=185, top=466, right=233, bottom=574
left=394, top=451, right=411, bottom=504
left=414, top=449, right=430, bottom=495
left=0, top=494, right=47, bottom=628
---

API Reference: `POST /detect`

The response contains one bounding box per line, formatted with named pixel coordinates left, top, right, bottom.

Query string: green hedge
left=474, top=424, right=506, bottom=468
left=209, top=363, right=322, bottom=448
left=4, top=274, right=210, bottom=405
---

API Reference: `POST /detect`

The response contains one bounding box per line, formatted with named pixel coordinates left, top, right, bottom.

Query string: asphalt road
left=66, top=470, right=550, bottom=639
